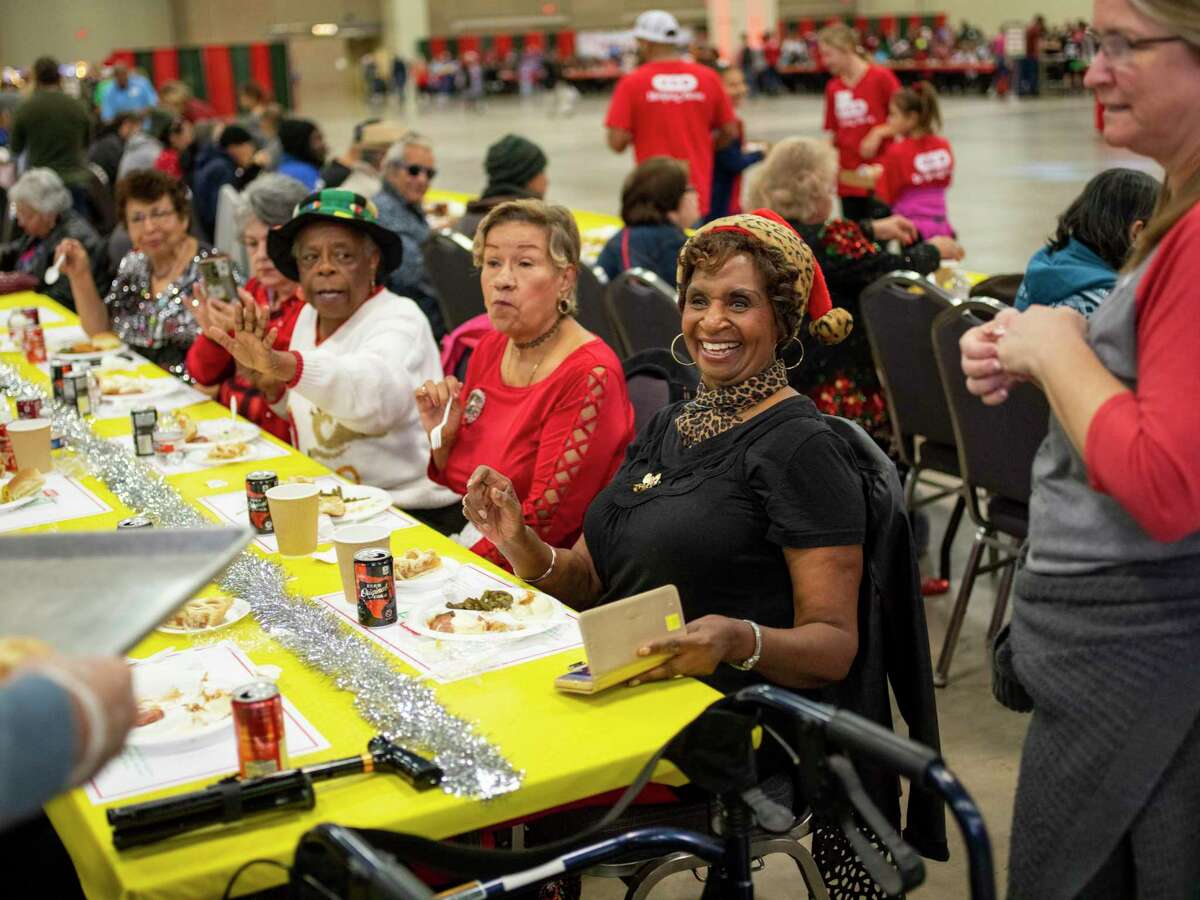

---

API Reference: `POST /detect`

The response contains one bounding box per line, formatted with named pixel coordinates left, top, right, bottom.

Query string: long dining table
left=0, top=291, right=719, bottom=899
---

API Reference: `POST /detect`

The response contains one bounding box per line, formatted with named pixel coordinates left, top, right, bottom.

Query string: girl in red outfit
left=818, top=23, right=900, bottom=221
left=416, top=200, right=634, bottom=569
left=153, top=117, right=195, bottom=183
left=185, top=174, right=309, bottom=443
left=870, top=83, right=957, bottom=240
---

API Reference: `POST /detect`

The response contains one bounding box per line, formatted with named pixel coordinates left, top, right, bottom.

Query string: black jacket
left=821, top=415, right=949, bottom=861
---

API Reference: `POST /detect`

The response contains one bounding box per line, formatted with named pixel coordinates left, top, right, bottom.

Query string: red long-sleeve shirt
left=430, top=331, right=635, bottom=568
left=184, top=278, right=304, bottom=444
left=1084, top=204, right=1200, bottom=543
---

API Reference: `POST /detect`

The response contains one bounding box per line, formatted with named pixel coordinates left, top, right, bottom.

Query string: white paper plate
left=157, top=597, right=252, bottom=635
left=196, top=445, right=258, bottom=467
left=392, top=555, right=461, bottom=594
left=180, top=420, right=261, bottom=452
left=48, top=339, right=128, bottom=361
left=409, top=590, right=564, bottom=642
left=96, top=375, right=180, bottom=401
left=327, top=484, right=393, bottom=523
left=0, top=493, right=40, bottom=515
left=127, top=655, right=239, bottom=752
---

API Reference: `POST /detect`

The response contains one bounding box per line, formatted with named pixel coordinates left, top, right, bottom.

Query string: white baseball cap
left=632, top=10, right=683, bottom=45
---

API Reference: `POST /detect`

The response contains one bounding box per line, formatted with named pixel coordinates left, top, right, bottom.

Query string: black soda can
left=354, top=548, right=396, bottom=627
left=50, top=362, right=73, bottom=402
left=245, top=470, right=278, bottom=534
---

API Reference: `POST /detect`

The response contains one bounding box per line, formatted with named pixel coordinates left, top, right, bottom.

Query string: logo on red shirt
left=648, top=72, right=706, bottom=103
left=912, top=148, right=953, bottom=184
left=834, top=90, right=873, bottom=128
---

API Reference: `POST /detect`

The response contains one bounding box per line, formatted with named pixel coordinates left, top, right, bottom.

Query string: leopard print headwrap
left=675, top=358, right=790, bottom=448
left=676, top=208, right=852, bottom=346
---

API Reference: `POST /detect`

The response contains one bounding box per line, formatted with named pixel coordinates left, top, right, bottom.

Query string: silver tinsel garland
left=0, top=362, right=521, bottom=798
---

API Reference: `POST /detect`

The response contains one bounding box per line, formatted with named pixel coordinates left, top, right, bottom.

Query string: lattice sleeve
left=470, top=363, right=632, bottom=569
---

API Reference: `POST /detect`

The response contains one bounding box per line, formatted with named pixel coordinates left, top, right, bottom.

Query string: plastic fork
left=429, top=398, right=454, bottom=451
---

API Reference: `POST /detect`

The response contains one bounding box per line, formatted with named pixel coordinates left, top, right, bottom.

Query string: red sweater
left=184, top=279, right=304, bottom=444
left=1085, top=204, right=1200, bottom=542
left=431, top=331, right=635, bottom=568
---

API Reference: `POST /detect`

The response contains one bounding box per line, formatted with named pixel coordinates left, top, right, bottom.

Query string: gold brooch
left=632, top=473, right=661, bottom=493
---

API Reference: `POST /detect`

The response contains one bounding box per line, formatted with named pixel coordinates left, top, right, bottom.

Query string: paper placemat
left=106, top=433, right=291, bottom=476
left=314, top=564, right=582, bottom=683
left=86, top=642, right=331, bottom=804
left=0, top=471, right=112, bottom=533
left=197, top=476, right=419, bottom=553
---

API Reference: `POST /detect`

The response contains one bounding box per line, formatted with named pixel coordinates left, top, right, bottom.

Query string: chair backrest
left=421, top=229, right=485, bottom=332
left=931, top=301, right=1050, bottom=506
left=605, top=267, right=681, bottom=358
left=968, top=273, right=1023, bottom=306
left=622, top=347, right=699, bottom=434
left=859, top=272, right=959, bottom=457
left=575, top=264, right=624, bottom=355
left=213, top=184, right=248, bottom=273
left=85, top=162, right=116, bottom=237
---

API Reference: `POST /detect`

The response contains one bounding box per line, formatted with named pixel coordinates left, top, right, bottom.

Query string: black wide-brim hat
left=266, top=189, right=404, bottom=283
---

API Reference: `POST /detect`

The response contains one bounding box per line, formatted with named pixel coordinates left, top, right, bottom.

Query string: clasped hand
left=960, top=305, right=1086, bottom=404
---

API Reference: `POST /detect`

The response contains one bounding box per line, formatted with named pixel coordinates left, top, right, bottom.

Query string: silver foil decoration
left=0, top=362, right=521, bottom=798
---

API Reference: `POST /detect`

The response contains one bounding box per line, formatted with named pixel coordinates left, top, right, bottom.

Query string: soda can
left=117, top=516, right=154, bottom=529
left=21, top=307, right=41, bottom=326
left=6, top=310, right=29, bottom=349
left=354, top=548, right=396, bottom=627
left=232, top=681, right=287, bottom=779
left=50, top=362, right=73, bottom=402
left=0, top=406, right=14, bottom=473
left=16, top=394, right=42, bottom=420
left=245, top=471, right=278, bottom=534
left=71, top=374, right=92, bottom=416
left=130, top=408, right=158, bottom=457
left=23, top=325, right=47, bottom=364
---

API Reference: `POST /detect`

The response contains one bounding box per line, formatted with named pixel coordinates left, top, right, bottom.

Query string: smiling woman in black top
left=461, top=208, right=866, bottom=693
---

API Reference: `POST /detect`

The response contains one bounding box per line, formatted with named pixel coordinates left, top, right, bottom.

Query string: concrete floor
left=296, top=88, right=1143, bottom=898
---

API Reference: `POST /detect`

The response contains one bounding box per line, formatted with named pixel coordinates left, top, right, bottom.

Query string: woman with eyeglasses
left=960, top=0, right=1200, bottom=895
left=56, top=168, right=219, bottom=375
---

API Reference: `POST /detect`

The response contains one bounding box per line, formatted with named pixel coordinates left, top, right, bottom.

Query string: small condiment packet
left=206, top=480, right=228, bottom=489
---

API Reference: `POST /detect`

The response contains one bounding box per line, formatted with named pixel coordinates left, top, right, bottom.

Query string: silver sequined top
left=105, top=242, right=216, bottom=375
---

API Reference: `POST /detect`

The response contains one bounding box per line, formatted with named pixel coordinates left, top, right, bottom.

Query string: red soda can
left=21, top=307, right=41, bottom=326
left=355, top=548, right=396, bottom=627
left=24, top=325, right=47, bottom=364
left=16, top=394, right=42, bottom=420
left=245, top=471, right=278, bottom=534
left=232, top=681, right=288, bottom=779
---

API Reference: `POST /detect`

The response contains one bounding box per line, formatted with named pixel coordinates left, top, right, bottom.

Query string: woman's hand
left=961, top=307, right=1024, bottom=405
left=995, top=305, right=1086, bottom=381
left=871, top=214, right=919, bottom=245
left=203, top=288, right=289, bottom=380
left=415, top=377, right=463, bottom=444
left=190, top=283, right=237, bottom=335
left=629, top=616, right=751, bottom=685
left=461, top=465, right=528, bottom=548
left=929, top=235, right=965, bottom=261
left=54, top=238, right=92, bottom=281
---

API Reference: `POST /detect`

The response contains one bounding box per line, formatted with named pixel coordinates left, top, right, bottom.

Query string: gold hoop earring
left=778, top=336, right=805, bottom=370
left=557, top=295, right=572, bottom=316
left=670, top=333, right=697, bottom=367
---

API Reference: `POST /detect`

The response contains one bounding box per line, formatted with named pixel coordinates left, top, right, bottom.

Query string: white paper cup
left=333, top=524, right=391, bottom=599
left=7, top=418, right=52, bottom=472
left=265, top=483, right=319, bottom=556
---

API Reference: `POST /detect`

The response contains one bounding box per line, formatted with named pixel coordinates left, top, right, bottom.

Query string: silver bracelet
left=729, top=619, right=763, bottom=671
left=524, top=545, right=557, bottom=584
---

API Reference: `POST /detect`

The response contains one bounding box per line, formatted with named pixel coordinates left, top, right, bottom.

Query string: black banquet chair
left=621, top=347, right=700, bottom=435
left=604, top=267, right=679, bottom=358
left=930, top=300, right=1050, bottom=686
left=859, top=271, right=966, bottom=584
left=421, top=229, right=485, bottom=332
left=968, top=273, right=1023, bottom=306
left=574, top=263, right=624, bottom=354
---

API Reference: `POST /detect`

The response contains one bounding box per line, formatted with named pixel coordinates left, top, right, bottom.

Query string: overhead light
left=311, top=23, right=339, bottom=37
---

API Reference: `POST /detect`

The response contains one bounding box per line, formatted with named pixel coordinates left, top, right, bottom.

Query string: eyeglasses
left=127, top=208, right=178, bottom=226
left=405, top=164, right=437, bottom=180
left=1087, top=28, right=1184, bottom=62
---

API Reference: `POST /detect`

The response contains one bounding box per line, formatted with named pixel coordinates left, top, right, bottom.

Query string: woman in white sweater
left=205, top=189, right=461, bottom=528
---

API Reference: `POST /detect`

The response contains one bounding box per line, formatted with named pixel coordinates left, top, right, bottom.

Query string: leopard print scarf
left=674, top=359, right=790, bottom=448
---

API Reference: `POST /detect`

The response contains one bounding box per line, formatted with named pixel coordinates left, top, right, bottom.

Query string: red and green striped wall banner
left=110, top=43, right=291, bottom=115
left=418, top=30, right=575, bottom=61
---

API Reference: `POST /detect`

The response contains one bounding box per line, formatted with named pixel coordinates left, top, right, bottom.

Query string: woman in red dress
left=416, top=199, right=634, bottom=568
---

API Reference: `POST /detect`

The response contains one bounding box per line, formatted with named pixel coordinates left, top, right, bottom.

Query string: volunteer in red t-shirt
left=818, top=23, right=901, bottom=221
left=604, top=9, right=737, bottom=219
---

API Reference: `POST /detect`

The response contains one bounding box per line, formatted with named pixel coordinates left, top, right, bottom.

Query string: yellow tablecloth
left=0, top=293, right=718, bottom=899
left=425, top=188, right=622, bottom=236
